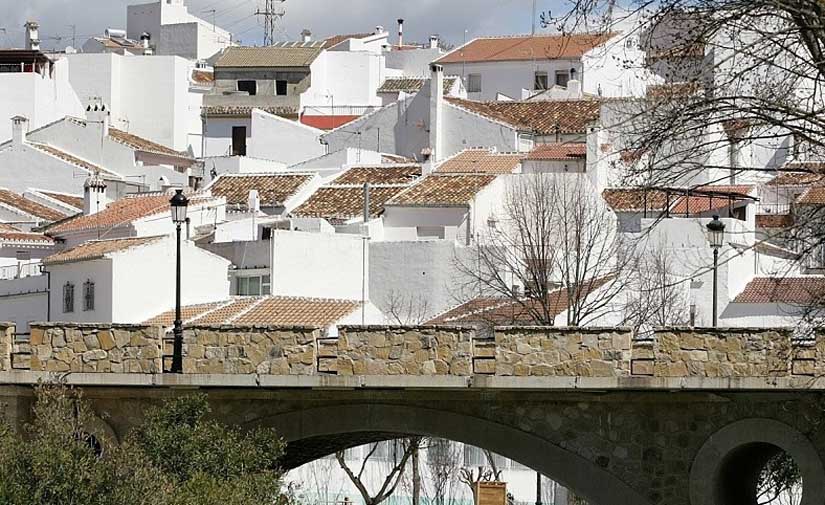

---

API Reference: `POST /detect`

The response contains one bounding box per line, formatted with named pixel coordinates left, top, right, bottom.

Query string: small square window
left=276, top=80, right=288, bottom=96
left=555, top=71, right=570, bottom=88
left=467, top=74, right=482, bottom=93
left=534, top=71, right=549, bottom=90
left=237, top=80, right=257, bottom=95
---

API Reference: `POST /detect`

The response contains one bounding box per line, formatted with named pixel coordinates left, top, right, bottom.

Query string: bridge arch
left=689, top=418, right=825, bottom=505
left=251, top=403, right=652, bottom=505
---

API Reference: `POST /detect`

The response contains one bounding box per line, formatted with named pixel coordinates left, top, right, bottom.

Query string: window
left=83, top=280, right=95, bottom=311
left=237, top=80, right=257, bottom=95
left=467, top=73, right=482, bottom=93
left=416, top=226, right=445, bottom=240
left=555, top=70, right=570, bottom=88
left=275, top=80, right=288, bottom=96
left=236, top=275, right=271, bottom=296
left=534, top=71, right=549, bottom=90
left=63, top=282, right=75, bottom=313
left=231, top=126, right=247, bottom=156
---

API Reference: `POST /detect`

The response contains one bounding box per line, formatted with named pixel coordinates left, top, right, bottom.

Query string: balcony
left=0, top=262, right=42, bottom=281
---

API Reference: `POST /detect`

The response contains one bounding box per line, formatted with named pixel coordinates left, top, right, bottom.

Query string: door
left=232, top=126, right=247, bottom=156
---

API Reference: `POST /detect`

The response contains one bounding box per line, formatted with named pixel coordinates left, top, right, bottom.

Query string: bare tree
left=383, top=290, right=432, bottom=325
left=335, top=439, right=422, bottom=505
left=455, top=174, right=628, bottom=326
left=458, top=447, right=503, bottom=504
left=425, top=439, right=463, bottom=505
left=622, top=241, right=690, bottom=331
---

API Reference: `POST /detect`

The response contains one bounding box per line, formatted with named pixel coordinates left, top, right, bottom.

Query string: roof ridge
left=185, top=299, right=237, bottom=325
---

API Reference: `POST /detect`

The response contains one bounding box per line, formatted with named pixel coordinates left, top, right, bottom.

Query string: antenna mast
left=255, top=0, right=286, bottom=46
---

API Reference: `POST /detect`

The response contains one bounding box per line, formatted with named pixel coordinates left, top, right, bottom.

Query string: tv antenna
left=255, top=0, right=286, bottom=46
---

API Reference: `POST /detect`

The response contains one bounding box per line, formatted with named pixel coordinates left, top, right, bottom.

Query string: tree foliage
left=0, top=382, right=290, bottom=505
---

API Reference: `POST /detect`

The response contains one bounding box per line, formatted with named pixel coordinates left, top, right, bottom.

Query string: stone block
left=11, top=354, right=31, bottom=370
left=46, top=360, right=70, bottom=372
left=450, top=359, right=471, bottom=376
left=473, top=358, right=495, bottom=375
left=792, top=359, right=816, bottom=376
left=474, top=342, right=497, bottom=358
left=30, top=327, right=45, bottom=346
left=631, top=359, right=654, bottom=376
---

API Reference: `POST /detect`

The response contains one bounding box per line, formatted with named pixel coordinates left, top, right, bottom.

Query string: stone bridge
left=2, top=322, right=825, bottom=505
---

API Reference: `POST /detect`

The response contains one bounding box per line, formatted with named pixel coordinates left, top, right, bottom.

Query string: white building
left=127, top=0, right=232, bottom=61
left=434, top=32, right=649, bottom=101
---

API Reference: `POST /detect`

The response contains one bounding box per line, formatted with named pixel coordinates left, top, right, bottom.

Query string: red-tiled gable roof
left=797, top=187, right=825, bottom=205
left=377, top=76, right=458, bottom=94
left=785, top=161, right=825, bottom=173
left=733, top=277, right=825, bottom=305
left=108, top=127, right=191, bottom=158
left=670, top=185, right=756, bottom=214
left=332, top=165, right=422, bottom=185
left=436, top=149, right=522, bottom=174
left=765, top=171, right=825, bottom=187
left=447, top=98, right=600, bottom=135
left=526, top=143, right=587, bottom=161
left=300, top=115, right=360, bottom=130
left=645, top=82, right=701, bottom=99
left=208, top=173, right=314, bottom=208
left=756, top=214, right=794, bottom=229
left=29, top=143, right=120, bottom=178
left=144, top=296, right=360, bottom=327
left=0, top=188, right=68, bottom=221
left=602, top=188, right=671, bottom=212
left=436, top=33, right=615, bottom=64
left=0, top=228, right=54, bottom=244
left=293, top=185, right=407, bottom=223
left=388, top=174, right=498, bottom=207
left=38, top=190, right=84, bottom=210
left=43, top=236, right=164, bottom=266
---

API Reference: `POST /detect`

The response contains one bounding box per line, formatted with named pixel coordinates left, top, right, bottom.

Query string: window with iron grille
left=63, top=282, right=75, bottom=313
left=534, top=71, right=549, bottom=90
left=467, top=73, right=482, bottom=93
left=83, top=280, right=95, bottom=311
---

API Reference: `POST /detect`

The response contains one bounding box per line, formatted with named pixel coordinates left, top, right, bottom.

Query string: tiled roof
left=733, top=277, right=825, bottom=305
left=0, top=227, right=55, bottom=244
left=526, top=143, right=587, bottom=161
left=784, top=161, right=825, bottom=173
left=38, top=190, right=83, bottom=210
left=0, top=223, right=19, bottom=232
left=435, top=33, right=615, bottom=64
left=447, top=98, right=600, bottom=135
left=766, top=171, right=825, bottom=186
left=332, top=165, right=422, bottom=185
left=323, top=33, right=372, bottom=48
left=646, top=82, right=701, bottom=99
left=387, top=174, right=498, bottom=207
left=602, top=188, right=671, bottom=212
left=300, top=115, right=360, bottom=130
left=215, top=45, right=324, bottom=68
left=43, top=236, right=164, bottom=266
left=377, top=76, right=458, bottom=94
left=796, top=187, right=825, bottom=205
left=293, top=185, right=408, bottom=223
left=143, top=296, right=360, bottom=327
left=192, top=70, right=214, bottom=84
left=207, top=173, right=315, bottom=209
left=46, top=193, right=216, bottom=235
left=670, top=185, right=756, bottom=214
left=29, top=143, right=120, bottom=178
left=0, top=188, right=68, bottom=221
left=94, top=36, right=142, bottom=49
left=436, top=149, right=522, bottom=174
left=108, top=128, right=190, bottom=158
left=756, top=214, right=794, bottom=229
left=203, top=105, right=297, bottom=117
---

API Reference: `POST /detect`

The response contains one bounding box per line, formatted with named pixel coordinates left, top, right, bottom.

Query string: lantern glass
left=169, top=189, right=189, bottom=224
left=706, top=216, right=726, bottom=249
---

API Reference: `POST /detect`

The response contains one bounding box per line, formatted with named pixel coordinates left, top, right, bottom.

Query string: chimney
left=85, top=100, right=110, bottom=139
left=430, top=35, right=439, bottom=49
left=429, top=63, right=444, bottom=163
left=140, top=32, right=153, bottom=55
left=11, top=116, right=28, bottom=147
left=301, top=29, right=312, bottom=43
left=83, top=174, right=109, bottom=216
left=567, top=79, right=582, bottom=98
left=24, top=21, right=40, bottom=51
left=397, top=18, right=404, bottom=46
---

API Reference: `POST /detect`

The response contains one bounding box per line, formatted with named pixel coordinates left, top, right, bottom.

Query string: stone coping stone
left=31, top=322, right=159, bottom=330
left=181, top=324, right=322, bottom=331
left=495, top=326, right=634, bottom=333
left=339, top=325, right=476, bottom=331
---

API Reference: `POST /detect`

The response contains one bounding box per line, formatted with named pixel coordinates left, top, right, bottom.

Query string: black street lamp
left=169, top=189, right=189, bottom=373
left=706, top=215, right=726, bottom=328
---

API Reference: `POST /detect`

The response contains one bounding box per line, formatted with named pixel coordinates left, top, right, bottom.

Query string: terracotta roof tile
left=436, top=33, right=615, bottom=64
left=43, top=236, right=163, bottom=266
left=797, top=187, right=825, bottom=205
left=38, top=190, right=84, bottom=210
left=332, top=165, right=422, bottom=185
left=388, top=174, right=498, bottom=207
left=108, top=127, right=190, bottom=158
left=300, top=115, right=360, bottom=130
left=192, top=70, right=214, bottom=84
left=766, top=171, right=825, bottom=186
left=756, top=214, right=794, bottom=229
left=0, top=223, right=20, bottom=232
left=208, top=173, right=315, bottom=209
left=447, top=98, right=600, bottom=135
left=323, top=33, right=373, bottom=48
left=526, top=143, right=587, bottom=161
left=0, top=188, right=68, bottom=221
left=233, top=296, right=360, bottom=326
left=143, top=301, right=227, bottom=326
left=202, top=105, right=298, bottom=117
left=29, top=143, right=120, bottom=178
left=670, top=185, right=756, bottom=214
left=216, top=44, right=324, bottom=68
left=733, top=277, right=825, bottom=305
left=436, top=149, right=522, bottom=174
left=602, top=188, right=670, bottom=212
left=646, top=82, right=701, bottom=99
left=377, top=76, right=458, bottom=94
left=0, top=230, right=54, bottom=244
left=188, top=298, right=261, bottom=326
left=293, top=185, right=407, bottom=223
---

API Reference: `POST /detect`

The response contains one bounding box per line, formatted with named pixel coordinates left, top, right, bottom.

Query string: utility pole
left=203, top=9, right=216, bottom=31
left=255, top=0, right=286, bottom=46
left=68, top=24, right=76, bottom=48
left=532, top=0, right=537, bottom=35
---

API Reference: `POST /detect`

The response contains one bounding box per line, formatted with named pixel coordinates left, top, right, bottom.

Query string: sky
left=0, top=0, right=567, bottom=51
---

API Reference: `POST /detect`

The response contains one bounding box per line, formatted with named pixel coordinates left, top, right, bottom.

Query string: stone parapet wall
left=0, top=322, right=12, bottom=371
left=494, top=327, right=632, bottom=377
left=167, top=326, right=321, bottom=374
left=27, top=323, right=163, bottom=373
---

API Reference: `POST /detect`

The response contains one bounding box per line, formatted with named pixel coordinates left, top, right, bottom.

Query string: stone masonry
left=0, top=322, right=11, bottom=371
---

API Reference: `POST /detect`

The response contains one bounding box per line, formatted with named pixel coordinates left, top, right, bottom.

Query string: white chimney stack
left=567, top=79, right=582, bottom=98
left=397, top=18, right=404, bottom=46
left=11, top=116, right=28, bottom=147
left=24, top=21, right=40, bottom=51
left=301, top=29, right=312, bottom=43
left=429, top=63, right=444, bottom=163
left=140, top=32, right=153, bottom=55
left=430, top=35, right=439, bottom=49
left=85, top=100, right=110, bottom=142
left=83, top=174, right=109, bottom=216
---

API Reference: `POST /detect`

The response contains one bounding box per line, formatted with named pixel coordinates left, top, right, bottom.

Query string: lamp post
left=169, top=189, right=189, bottom=373
left=706, top=215, right=725, bottom=327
